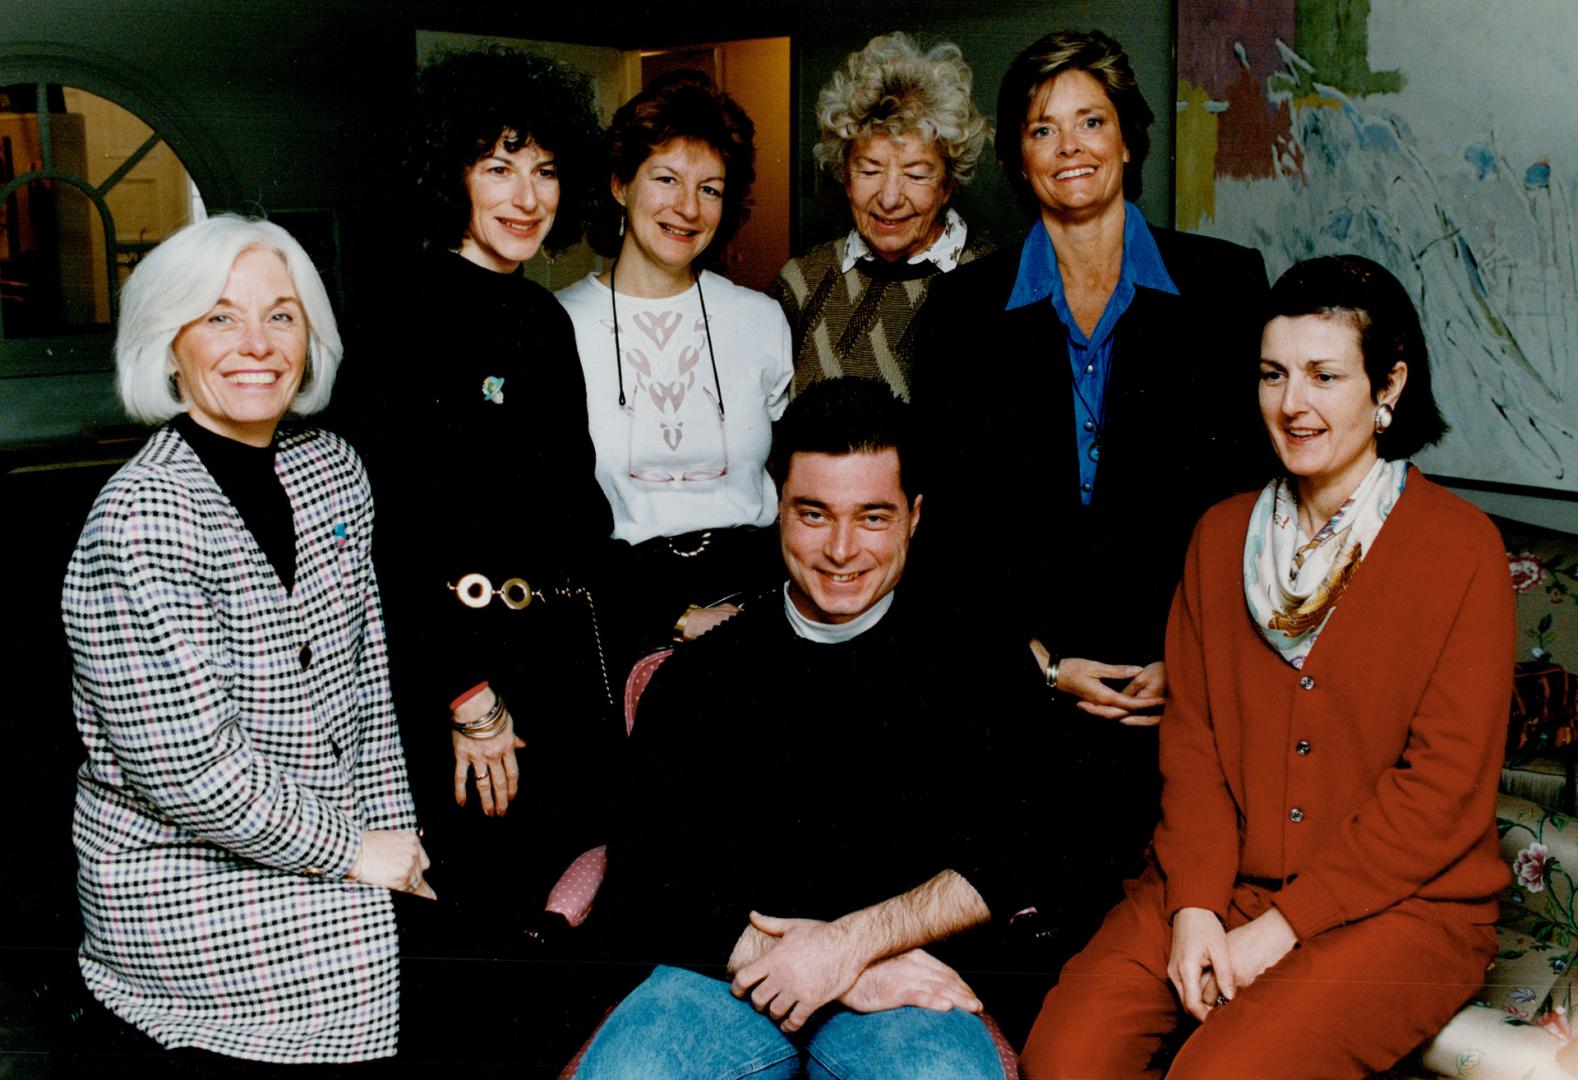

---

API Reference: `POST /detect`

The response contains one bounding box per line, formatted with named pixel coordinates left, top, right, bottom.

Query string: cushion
left=1418, top=1002, right=1578, bottom=1079
left=1417, top=795, right=1578, bottom=1076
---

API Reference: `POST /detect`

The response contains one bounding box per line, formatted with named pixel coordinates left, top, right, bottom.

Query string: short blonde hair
left=814, top=32, right=991, bottom=188
left=115, top=214, right=342, bottom=425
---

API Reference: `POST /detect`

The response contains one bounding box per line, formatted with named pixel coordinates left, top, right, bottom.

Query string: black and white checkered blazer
left=63, top=423, right=417, bottom=1063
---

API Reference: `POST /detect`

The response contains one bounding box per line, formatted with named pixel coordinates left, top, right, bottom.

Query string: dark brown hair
left=1264, top=255, right=1448, bottom=459
left=995, top=29, right=1152, bottom=206
left=587, top=70, right=756, bottom=271
left=769, top=378, right=920, bottom=503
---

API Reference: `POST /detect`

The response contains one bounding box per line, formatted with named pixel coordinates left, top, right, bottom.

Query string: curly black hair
left=411, top=45, right=603, bottom=255
left=586, top=70, right=756, bottom=271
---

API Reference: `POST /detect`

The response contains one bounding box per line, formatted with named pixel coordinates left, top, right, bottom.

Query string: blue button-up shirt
left=1005, top=203, right=1178, bottom=505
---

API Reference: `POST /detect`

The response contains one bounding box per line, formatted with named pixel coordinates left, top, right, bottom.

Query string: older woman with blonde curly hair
left=770, top=31, right=992, bottom=400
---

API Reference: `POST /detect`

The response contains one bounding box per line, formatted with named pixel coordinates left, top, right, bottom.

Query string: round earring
left=1374, top=403, right=1394, bottom=433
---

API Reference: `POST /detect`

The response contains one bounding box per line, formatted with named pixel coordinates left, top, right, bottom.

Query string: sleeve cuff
left=1270, top=876, right=1345, bottom=941
left=1162, top=868, right=1235, bottom=923
left=289, top=802, right=362, bottom=879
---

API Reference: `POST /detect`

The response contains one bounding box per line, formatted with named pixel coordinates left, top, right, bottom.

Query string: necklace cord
left=607, top=261, right=725, bottom=420
left=610, top=260, right=627, bottom=407
left=694, top=270, right=725, bottom=419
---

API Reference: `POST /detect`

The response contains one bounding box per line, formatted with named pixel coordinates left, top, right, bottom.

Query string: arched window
left=1, top=82, right=203, bottom=338
left=0, top=47, right=233, bottom=449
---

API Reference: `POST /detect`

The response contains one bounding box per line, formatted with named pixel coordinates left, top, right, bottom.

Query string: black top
left=338, top=249, right=623, bottom=882
left=909, top=225, right=1270, bottom=919
left=172, top=413, right=295, bottom=592
left=912, top=225, right=1271, bottom=665
left=355, top=249, right=615, bottom=715
left=598, top=591, right=1053, bottom=975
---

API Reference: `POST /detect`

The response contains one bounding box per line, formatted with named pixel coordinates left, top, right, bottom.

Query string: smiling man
left=577, top=379, right=1045, bottom=1079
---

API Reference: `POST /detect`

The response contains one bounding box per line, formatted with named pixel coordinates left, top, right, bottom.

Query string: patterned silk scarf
left=1243, top=458, right=1409, bottom=669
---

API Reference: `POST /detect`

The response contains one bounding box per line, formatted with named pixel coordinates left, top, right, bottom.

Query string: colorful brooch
left=333, top=522, right=349, bottom=547
left=481, top=376, right=505, bottom=404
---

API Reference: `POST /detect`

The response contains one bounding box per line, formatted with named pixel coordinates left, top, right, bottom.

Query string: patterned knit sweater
left=770, top=231, right=992, bottom=401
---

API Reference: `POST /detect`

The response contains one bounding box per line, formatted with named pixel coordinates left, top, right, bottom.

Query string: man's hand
left=678, top=603, right=741, bottom=641
left=729, top=872, right=990, bottom=1031
left=839, top=949, right=980, bottom=1015
left=1222, top=907, right=1297, bottom=990
left=730, top=912, right=865, bottom=1032
left=726, top=921, right=781, bottom=975
left=1167, top=907, right=1234, bottom=1022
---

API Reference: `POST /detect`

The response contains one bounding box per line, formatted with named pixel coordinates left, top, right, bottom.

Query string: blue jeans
left=576, top=965, right=1005, bottom=1080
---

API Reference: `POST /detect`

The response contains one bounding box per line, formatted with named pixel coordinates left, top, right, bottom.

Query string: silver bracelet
left=453, top=691, right=507, bottom=736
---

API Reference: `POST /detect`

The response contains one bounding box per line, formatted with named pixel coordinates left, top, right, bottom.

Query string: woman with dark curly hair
left=363, top=46, right=621, bottom=947
left=557, top=71, right=793, bottom=663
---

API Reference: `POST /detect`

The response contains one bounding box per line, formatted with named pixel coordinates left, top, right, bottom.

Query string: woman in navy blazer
left=911, top=29, right=1269, bottom=958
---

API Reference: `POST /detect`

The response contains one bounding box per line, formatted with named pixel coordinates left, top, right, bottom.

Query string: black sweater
left=598, top=591, right=1052, bottom=975
left=348, top=250, right=621, bottom=867
left=360, top=249, right=615, bottom=713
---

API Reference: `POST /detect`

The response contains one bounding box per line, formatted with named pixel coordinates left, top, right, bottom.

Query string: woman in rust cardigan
left=1020, top=255, right=1514, bottom=1079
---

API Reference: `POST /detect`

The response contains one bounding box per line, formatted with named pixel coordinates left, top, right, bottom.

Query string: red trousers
left=1020, top=869, right=1494, bottom=1079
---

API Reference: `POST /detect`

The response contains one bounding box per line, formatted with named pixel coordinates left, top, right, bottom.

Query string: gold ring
left=456, top=572, right=492, bottom=609
left=500, top=577, right=533, bottom=610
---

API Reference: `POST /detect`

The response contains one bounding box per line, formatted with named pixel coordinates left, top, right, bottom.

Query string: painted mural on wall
left=1177, top=0, right=1578, bottom=493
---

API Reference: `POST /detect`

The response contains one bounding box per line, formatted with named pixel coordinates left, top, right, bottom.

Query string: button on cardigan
left=63, top=424, right=417, bottom=1063
left=1153, top=472, right=1513, bottom=941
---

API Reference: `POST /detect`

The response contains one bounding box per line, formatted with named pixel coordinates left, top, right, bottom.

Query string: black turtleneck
left=857, top=253, right=942, bottom=283
left=173, top=413, right=296, bottom=592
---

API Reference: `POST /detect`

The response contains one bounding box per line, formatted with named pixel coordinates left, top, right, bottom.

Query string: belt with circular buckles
left=441, top=574, right=615, bottom=712
left=448, top=572, right=534, bottom=611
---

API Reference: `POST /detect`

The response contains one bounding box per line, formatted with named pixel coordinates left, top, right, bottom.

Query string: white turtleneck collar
left=782, top=581, right=894, bottom=643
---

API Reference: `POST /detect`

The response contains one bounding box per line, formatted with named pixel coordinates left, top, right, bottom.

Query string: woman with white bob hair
left=770, top=31, right=993, bottom=400
left=64, top=213, right=430, bottom=1066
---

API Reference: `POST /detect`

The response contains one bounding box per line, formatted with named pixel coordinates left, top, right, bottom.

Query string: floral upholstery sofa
left=1395, top=523, right=1578, bottom=1079
left=1407, top=795, right=1578, bottom=1078
left=1507, top=540, right=1578, bottom=669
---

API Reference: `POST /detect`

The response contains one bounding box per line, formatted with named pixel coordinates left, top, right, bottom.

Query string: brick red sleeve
left=1154, top=521, right=1242, bottom=921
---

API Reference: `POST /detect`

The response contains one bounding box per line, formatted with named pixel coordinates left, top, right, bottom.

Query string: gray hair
left=813, top=32, right=992, bottom=187
left=116, top=214, right=342, bottom=425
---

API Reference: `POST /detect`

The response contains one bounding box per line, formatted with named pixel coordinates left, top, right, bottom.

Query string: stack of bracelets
left=442, top=576, right=615, bottom=712
left=452, top=691, right=509, bottom=740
